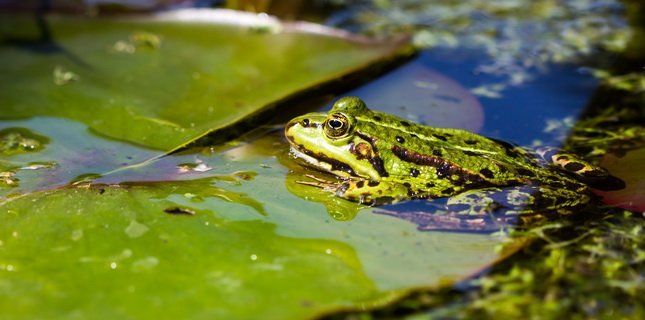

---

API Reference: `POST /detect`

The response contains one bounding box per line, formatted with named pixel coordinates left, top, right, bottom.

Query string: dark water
left=340, top=49, right=598, bottom=147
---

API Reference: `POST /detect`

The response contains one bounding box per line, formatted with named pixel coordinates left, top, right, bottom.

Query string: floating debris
left=177, top=159, right=212, bottom=173
left=21, top=162, right=57, bottom=170
left=232, top=171, right=257, bottom=181
left=471, top=83, right=507, bottom=99
left=130, top=31, right=162, bottom=49
left=0, top=171, right=19, bottom=188
left=53, top=66, right=79, bottom=86
left=164, top=206, right=196, bottom=216
left=113, top=31, right=162, bottom=54
left=0, top=128, right=48, bottom=155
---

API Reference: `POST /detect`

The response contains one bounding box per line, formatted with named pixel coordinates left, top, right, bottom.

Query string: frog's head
left=285, top=97, right=384, bottom=181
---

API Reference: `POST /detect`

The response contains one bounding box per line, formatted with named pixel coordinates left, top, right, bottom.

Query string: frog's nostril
left=301, top=118, right=310, bottom=127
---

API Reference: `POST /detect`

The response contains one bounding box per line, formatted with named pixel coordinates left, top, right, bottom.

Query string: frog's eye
left=324, top=113, right=351, bottom=139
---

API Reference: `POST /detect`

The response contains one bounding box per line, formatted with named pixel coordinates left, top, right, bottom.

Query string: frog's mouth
left=289, top=145, right=357, bottom=178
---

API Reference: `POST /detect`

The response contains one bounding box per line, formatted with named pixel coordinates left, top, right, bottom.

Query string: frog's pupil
left=396, top=136, right=405, bottom=143
left=329, top=119, right=343, bottom=129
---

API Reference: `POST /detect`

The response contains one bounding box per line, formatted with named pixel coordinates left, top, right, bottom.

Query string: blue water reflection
left=341, top=49, right=598, bottom=147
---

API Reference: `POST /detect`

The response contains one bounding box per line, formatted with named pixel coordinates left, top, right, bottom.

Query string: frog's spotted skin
left=284, top=97, right=621, bottom=228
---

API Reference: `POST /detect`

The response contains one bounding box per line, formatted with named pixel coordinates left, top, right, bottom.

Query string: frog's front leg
left=446, top=185, right=589, bottom=216
left=296, top=175, right=410, bottom=205
left=336, top=179, right=411, bottom=205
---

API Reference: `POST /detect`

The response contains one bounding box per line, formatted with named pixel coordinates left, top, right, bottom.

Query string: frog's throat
left=289, top=146, right=358, bottom=179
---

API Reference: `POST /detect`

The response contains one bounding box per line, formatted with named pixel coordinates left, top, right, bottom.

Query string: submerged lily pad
left=0, top=11, right=407, bottom=151
left=0, top=117, right=157, bottom=198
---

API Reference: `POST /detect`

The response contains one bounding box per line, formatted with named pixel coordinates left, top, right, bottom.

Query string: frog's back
left=354, top=110, right=540, bottom=185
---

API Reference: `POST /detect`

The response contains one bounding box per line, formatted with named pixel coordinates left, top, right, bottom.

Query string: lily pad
left=0, top=10, right=407, bottom=151
left=0, top=133, right=507, bottom=318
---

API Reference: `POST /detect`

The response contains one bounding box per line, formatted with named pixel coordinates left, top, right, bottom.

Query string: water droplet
left=250, top=254, right=258, bottom=261
left=110, top=262, right=117, bottom=269
left=325, top=249, right=332, bottom=254
left=132, top=256, right=159, bottom=272
left=71, top=229, right=83, bottom=241
left=120, top=249, right=133, bottom=259
left=125, top=220, right=149, bottom=238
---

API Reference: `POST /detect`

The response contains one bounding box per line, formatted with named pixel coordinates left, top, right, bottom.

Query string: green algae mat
left=0, top=11, right=506, bottom=319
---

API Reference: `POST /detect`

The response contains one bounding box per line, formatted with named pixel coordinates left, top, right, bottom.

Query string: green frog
left=284, top=97, right=622, bottom=223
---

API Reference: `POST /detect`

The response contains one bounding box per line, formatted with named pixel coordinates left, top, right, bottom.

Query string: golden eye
left=324, top=113, right=350, bottom=139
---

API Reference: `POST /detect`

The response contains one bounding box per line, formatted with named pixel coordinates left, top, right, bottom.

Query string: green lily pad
left=0, top=11, right=407, bottom=151
left=0, top=133, right=506, bottom=318
left=0, top=181, right=380, bottom=319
